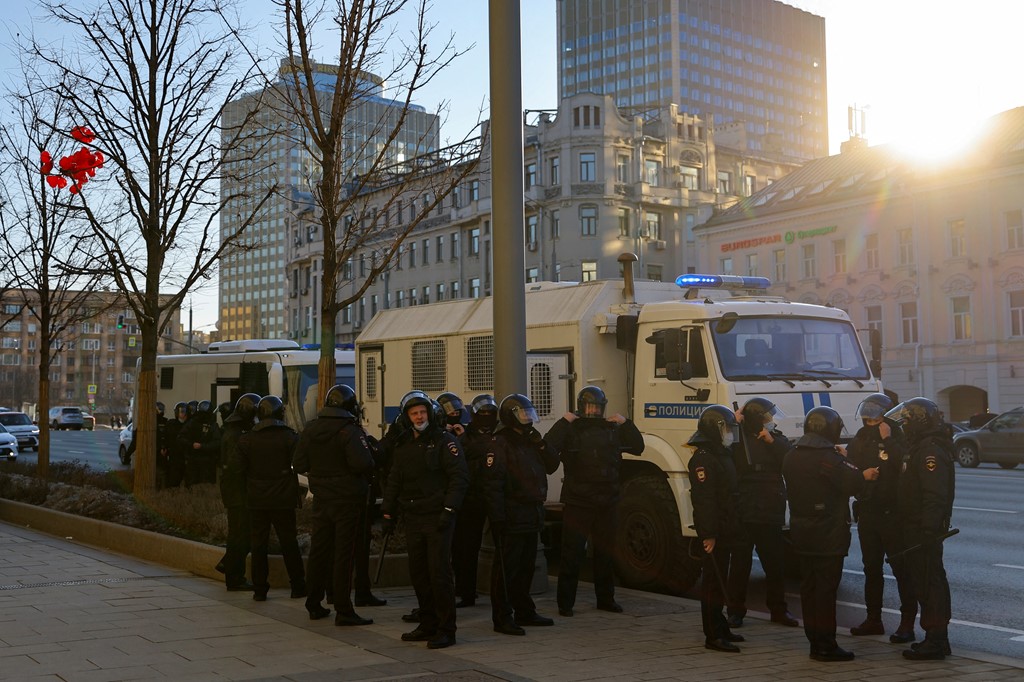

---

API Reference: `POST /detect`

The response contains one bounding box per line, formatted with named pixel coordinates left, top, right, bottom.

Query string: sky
left=3, top=0, right=1023, bottom=331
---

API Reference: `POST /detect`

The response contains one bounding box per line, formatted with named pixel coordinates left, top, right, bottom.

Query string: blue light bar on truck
left=674, top=274, right=771, bottom=290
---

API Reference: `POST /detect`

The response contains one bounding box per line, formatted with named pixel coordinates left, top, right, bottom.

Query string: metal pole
left=489, top=0, right=527, bottom=397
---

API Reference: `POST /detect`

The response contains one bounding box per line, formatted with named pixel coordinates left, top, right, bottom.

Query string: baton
left=885, top=528, right=959, bottom=564
left=707, top=545, right=733, bottom=608
left=374, top=527, right=392, bottom=585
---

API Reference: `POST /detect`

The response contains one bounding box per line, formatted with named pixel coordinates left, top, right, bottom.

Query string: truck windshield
left=711, top=316, right=870, bottom=381
left=282, top=364, right=358, bottom=430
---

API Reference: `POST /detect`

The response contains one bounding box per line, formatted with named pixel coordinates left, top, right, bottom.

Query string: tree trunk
left=132, top=323, right=159, bottom=497
left=37, top=362, right=50, bottom=480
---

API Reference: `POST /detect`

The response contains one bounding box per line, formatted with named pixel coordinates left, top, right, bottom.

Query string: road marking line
left=953, top=505, right=1017, bottom=513
left=67, top=450, right=85, bottom=454
left=841, top=568, right=895, bottom=580
left=994, top=564, right=1024, bottom=571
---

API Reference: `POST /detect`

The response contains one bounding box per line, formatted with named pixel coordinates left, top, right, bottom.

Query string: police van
left=355, top=264, right=882, bottom=594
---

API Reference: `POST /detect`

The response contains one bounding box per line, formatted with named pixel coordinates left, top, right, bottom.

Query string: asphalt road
left=12, top=432, right=1024, bottom=661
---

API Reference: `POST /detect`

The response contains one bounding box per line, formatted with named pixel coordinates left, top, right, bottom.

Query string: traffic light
left=116, top=314, right=125, bottom=329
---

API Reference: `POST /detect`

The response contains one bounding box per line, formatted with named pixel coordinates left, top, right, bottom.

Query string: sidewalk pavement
left=2, top=521, right=1021, bottom=682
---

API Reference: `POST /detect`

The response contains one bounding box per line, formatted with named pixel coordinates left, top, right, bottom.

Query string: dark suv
left=953, top=407, right=1024, bottom=469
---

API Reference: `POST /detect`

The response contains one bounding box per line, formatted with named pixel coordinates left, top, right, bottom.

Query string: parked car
left=0, top=412, right=40, bottom=451
left=81, top=412, right=96, bottom=430
left=48, top=406, right=85, bottom=431
left=953, top=406, right=1024, bottom=469
left=118, top=422, right=134, bottom=465
left=0, top=423, right=18, bottom=461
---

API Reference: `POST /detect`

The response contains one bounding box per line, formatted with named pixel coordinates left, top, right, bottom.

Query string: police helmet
left=855, top=393, right=894, bottom=422
left=173, top=401, right=188, bottom=420
left=437, top=392, right=470, bottom=426
left=741, top=397, right=785, bottom=433
left=399, top=390, right=433, bottom=430
left=896, top=397, right=944, bottom=439
left=803, top=406, right=845, bottom=445
left=470, top=394, right=498, bottom=429
left=226, top=393, right=261, bottom=424
left=256, top=395, right=285, bottom=423
left=499, top=394, right=539, bottom=429
left=156, top=401, right=165, bottom=418
left=577, top=386, right=608, bottom=418
left=186, top=400, right=199, bottom=418
left=325, top=384, right=360, bottom=418
left=430, top=399, right=446, bottom=430
left=217, top=401, right=233, bottom=424
left=696, top=405, right=739, bottom=446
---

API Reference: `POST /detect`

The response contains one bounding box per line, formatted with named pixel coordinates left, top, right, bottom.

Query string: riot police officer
left=547, top=386, right=644, bottom=617
left=485, top=394, right=561, bottom=636
left=294, top=385, right=375, bottom=626
left=896, top=398, right=955, bottom=661
left=382, top=393, right=468, bottom=649
left=437, top=392, right=472, bottom=437
left=726, top=397, right=798, bottom=628
left=164, top=402, right=189, bottom=487
left=452, top=394, right=499, bottom=608
left=218, top=393, right=259, bottom=591
left=239, top=395, right=306, bottom=601
left=847, top=393, right=916, bottom=642
left=180, top=400, right=221, bottom=486
left=687, top=405, right=744, bottom=653
left=782, top=406, right=878, bottom=662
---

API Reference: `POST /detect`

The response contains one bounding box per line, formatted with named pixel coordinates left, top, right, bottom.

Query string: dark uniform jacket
left=732, top=428, right=791, bottom=526
left=458, top=424, right=499, bottom=509
left=687, top=435, right=740, bottom=541
left=484, top=427, right=561, bottom=534
left=219, top=421, right=250, bottom=508
left=292, top=407, right=375, bottom=505
left=178, top=414, right=222, bottom=462
left=165, top=418, right=187, bottom=459
left=897, top=431, right=955, bottom=538
left=545, top=416, right=645, bottom=508
left=848, top=418, right=907, bottom=515
left=782, top=433, right=865, bottom=556
left=239, top=420, right=301, bottom=510
left=381, top=427, right=468, bottom=518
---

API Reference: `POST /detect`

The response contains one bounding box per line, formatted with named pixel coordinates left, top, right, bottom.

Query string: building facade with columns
left=696, top=108, right=1024, bottom=419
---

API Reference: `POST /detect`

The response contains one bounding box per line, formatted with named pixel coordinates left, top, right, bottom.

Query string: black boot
left=905, top=637, right=951, bottom=659
left=890, top=614, right=917, bottom=643
left=354, top=592, right=387, bottom=607
left=850, top=616, right=884, bottom=636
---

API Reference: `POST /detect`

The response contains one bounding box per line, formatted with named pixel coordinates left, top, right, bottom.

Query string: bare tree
left=274, top=0, right=481, bottom=405
left=31, top=0, right=274, bottom=495
left=0, top=65, right=111, bottom=479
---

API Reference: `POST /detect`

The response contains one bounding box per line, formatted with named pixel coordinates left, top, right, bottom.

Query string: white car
left=0, top=423, right=18, bottom=461
left=118, top=422, right=134, bottom=465
left=0, top=412, right=40, bottom=451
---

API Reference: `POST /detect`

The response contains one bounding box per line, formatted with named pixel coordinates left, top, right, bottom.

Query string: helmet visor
left=513, top=404, right=539, bottom=426
left=856, top=400, right=888, bottom=421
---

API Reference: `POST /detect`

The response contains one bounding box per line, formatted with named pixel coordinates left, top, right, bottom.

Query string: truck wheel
left=614, top=474, right=701, bottom=595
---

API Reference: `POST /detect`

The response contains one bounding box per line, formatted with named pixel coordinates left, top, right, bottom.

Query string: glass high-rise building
left=557, top=0, right=827, bottom=160
left=218, top=60, right=440, bottom=340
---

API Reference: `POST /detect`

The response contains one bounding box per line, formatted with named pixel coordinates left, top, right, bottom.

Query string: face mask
left=413, top=421, right=430, bottom=432
left=722, top=431, right=736, bottom=447
left=764, top=421, right=776, bottom=432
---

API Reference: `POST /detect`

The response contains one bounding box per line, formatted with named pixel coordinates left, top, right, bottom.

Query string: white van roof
left=206, top=339, right=301, bottom=353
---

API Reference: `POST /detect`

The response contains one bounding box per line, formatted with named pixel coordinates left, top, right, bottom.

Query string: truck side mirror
left=666, top=361, right=693, bottom=381
left=714, top=312, right=739, bottom=334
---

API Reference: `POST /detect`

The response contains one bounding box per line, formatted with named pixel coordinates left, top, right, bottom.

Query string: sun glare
left=887, top=115, right=989, bottom=163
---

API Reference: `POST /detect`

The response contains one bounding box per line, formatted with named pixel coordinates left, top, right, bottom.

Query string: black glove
left=526, top=427, right=544, bottom=446
left=381, top=516, right=396, bottom=536
left=437, top=508, right=456, bottom=531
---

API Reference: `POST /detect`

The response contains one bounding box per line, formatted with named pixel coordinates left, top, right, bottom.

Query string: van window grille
left=364, top=356, right=377, bottom=400
left=412, top=339, right=446, bottom=392
left=529, top=363, right=552, bottom=416
left=465, top=336, right=494, bottom=391
left=159, top=367, right=174, bottom=389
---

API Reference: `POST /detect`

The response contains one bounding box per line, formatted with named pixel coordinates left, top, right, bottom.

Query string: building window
left=550, top=210, right=560, bottom=239
left=716, top=170, right=732, bottom=194
left=744, top=174, right=756, bottom=196
left=866, top=305, right=883, bottom=345
left=1010, top=290, right=1024, bottom=337
left=451, top=231, right=460, bottom=259
left=2, top=304, right=19, bottom=315
left=952, top=296, right=972, bottom=341
left=526, top=267, right=539, bottom=283
left=580, top=205, right=598, bottom=236
left=833, top=239, right=846, bottom=274
left=720, top=257, right=733, bottom=274
left=469, top=277, right=481, bottom=298
left=746, top=253, right=758, bottom=276
left=421, top=287, right=430, bottom=305
left=616, top=154, right=629, bottom=183
left=436, top=235, right=445, bottom=262
left=680, top=166, right=698, bottom=190
left=898, top=228, right=914, bottom=265
left=801, top=243, right=816, bottom=279
left=451, top=281, right=460, bottom=299
left=436, top=283, right=446, bottom=301
left=469, top=228, right=480, bottom=256
left=526, top=215, right=538, bottom=246
left=646, top=264, right=663, bottom=282
left=371, top=295, right=379, bottom=316
left=409, top=241, right=417, bottom=268
left=773, top=249, right=786, bottom=282
left=581, top=260, right=597, bottom=282
left=1007, top=209, right=1024, bottom=249
left=901, top=301, right=919, bottom=344
left=407, top=289, right=417, bottom=306
left=469, top=180, right=479, bottom=202
left=579, top=152, right=596, bottom=182
left=525, top=162, right=537, bottom=189
left=422, top=239, right=430, bottom=265
left=618, top=208, right=630, bottom=237
left=644, top=211, right=661, bottom=240
left=949, top=219, right=966, bottom=258
left=865, top=233, right=879, bottom=270
left=644, top=159, right=662, bottom=186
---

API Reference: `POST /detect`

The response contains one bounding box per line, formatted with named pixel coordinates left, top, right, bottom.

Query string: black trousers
left=222, top=504, right=251, bottom=587
left=727, top=522, right=788, bottom=617
left=798, top=554, right=844, bottom=651
left=406, top=512, right=457, bottom=635
left=858, top=510, right=916, bottom=618
left=557, top=503, right=618, bottom=610
left=452, top=498, right=487, bottom=602
left=491, top=530, right=540, bottom=626
left=249, top=507, right=305, bottom=596
left=699, top=542, right=731, bottom=641
left=165, top=453, right=186, bottom=488
left=352, top=497, right=376, bottom=597
left=908, top=541, right=951, bottom=639
left=305, top=499, right=362, bottom=615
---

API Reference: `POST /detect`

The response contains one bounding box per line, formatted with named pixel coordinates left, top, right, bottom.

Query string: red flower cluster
left=40, top=126, right=105, bottom=194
